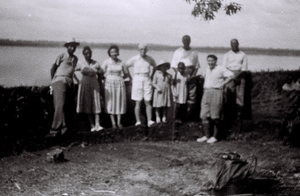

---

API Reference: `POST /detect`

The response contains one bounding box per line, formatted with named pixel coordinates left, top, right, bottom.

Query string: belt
left=55, top=75, right=72, bottom=79
left=135, top=73, right=149, bottom=77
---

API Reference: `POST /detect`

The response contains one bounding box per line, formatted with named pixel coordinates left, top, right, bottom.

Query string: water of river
left=0, top=46, right=299, bottom=87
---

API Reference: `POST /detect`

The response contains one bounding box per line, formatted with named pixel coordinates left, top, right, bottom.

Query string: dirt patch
left=1, top=136, right=300, bottom=196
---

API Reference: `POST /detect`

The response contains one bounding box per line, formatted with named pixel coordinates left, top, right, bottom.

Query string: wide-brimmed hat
left=64, top=38, right=80, bottom=47
left=156, top=60, right=170, bottom=69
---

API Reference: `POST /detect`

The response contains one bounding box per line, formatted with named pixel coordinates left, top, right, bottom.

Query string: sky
left=0, top=0, right=300, bottom=49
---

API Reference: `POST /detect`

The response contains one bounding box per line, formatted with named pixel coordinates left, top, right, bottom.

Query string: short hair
left=82, top=46, right=92, bottom=54
left=231, top=38, right=239, bottom=44
left=177, top=62, right=185, bottom=68
left=207, top=54, right=218, bottom=60
left=138, top=43, right=148, bottom=49
left=182, top=35, right=191, bottom=40
left=107, top=45, right=119, bottom=56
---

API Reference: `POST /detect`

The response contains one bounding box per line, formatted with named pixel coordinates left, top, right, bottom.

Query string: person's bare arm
left=50, top=64, right=58, bottom=80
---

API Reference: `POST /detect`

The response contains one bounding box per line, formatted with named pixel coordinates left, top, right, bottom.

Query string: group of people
left=48, top=35, right=248, bottom=144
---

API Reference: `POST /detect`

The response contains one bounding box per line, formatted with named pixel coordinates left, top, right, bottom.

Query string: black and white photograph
left=1, top=0, right=300, bottom=195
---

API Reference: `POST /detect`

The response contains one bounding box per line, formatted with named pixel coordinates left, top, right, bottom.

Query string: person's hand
left=157, top=89, right=162, bottom=93
left=49, top=86, right=53, bottom=95
left=186, top=77, right=191, bottom=83
left=125, top=79, right=132, bottom=86
left=81, top=67, right=96, bottom=76
left=173, top=95, right=178, bottom=101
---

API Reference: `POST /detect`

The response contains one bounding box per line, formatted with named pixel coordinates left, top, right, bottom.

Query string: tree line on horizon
left=0, top=39, right=299, bottom=56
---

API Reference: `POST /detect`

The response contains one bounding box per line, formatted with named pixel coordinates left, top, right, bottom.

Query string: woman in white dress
left=102, top=45, right=131, bottom=128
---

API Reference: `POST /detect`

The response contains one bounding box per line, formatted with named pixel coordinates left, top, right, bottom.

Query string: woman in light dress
left=102, top=45, right=131, bottom=128
left=76, top=46, right=104, bottom=132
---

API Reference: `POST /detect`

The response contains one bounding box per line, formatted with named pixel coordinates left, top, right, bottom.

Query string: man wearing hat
left=48, top=38, right=80, bottom=137
left=197, top=54, right=233, bottom=144
left=125, top=43, right=156, bottom=127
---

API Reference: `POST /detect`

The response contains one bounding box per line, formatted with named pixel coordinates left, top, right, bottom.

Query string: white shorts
left=131, top=75, right=153, bottom=101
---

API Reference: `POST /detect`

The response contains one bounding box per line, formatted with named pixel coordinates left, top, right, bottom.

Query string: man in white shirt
left=126, top=43, right=156, bottom=127
left=197, top=54, right=233, bottom=144
left=222, top=39, right=248, bottom=115
left=171, top=35, right=200, bottom=69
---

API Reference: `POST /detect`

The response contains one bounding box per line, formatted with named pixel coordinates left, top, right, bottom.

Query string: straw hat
left=156, top=60, right=170, bottom=69
left=64, top=38, right=80, bottom=47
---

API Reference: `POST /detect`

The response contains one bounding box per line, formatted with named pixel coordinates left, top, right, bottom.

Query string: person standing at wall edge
left=48, top=38, right=79, bottom=137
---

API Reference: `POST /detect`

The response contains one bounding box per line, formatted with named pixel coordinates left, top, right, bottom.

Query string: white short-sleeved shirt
left=222, top=50, right=248, bottom=71
left=203, top=65, right=234, bottom=89
left=125, top=54, right=156, bottom=75
left=171, top=47, right=200, bottom=68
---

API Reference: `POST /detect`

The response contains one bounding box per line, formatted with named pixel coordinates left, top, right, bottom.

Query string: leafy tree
left=185, top=0, right=242, bottom=20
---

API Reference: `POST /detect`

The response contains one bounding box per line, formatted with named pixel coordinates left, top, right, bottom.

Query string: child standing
left=172, top=62, right=188, bottom=123
left=152, top=60, right=172, bottom=123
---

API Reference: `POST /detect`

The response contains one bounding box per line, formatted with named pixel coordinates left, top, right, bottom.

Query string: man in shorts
left=126, top=43, right=156, bottom=127
left=197, top=54, right=233, bottom=143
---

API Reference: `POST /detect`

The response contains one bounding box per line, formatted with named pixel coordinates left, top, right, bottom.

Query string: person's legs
left=50, top=81, right=67, bottom=135
left=197, top=118, right=211, bottom=142
left=87, top=114, right=95, bottom=131
left=162, top=107, right=167, bottom=123
left=207, top=89, right=223, bottom=143
left=64, top=84, right=76, bottom=135
left=155, top=108, right=161, bottom=123
left=197, top=90, right=211, bottom=142
left=95, top=114, right=103, bottom=131
left=236, top=78, right=246, bottom=116
left=117, top=114, right=122, bottom=128
left=110, top=114, right=117, bottom=128
left=145, top=100, right=154, bottom=126
left=176, top=103, right=187, bottom=123
left=175, top=103, right=180, bottom=121
left=212, top=118, right=222, bottom=139
left=143, top=77, right=155, bottom=127
left=186, top=103, right=196, bottom=121
left=131, top=75, right=144, bottom=126
left=134, top=101, right=142, bottom=125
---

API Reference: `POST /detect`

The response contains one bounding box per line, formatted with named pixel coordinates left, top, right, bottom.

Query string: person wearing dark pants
left=197, top=54, right=233, bottom=144
left=48, top=38, right=79, bottom=137
left=222, top=39, right=248, bottom=116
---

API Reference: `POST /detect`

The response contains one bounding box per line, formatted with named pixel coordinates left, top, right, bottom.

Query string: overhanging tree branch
left=185, top=0, right=242, bottom=20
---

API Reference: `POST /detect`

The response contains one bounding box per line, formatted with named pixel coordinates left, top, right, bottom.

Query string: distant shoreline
left=0, top=39, right=300, bottom=56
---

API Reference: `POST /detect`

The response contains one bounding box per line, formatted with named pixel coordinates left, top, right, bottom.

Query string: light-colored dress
left=153, top=70, right=172, bottom=108
left=76, top=60, right=102, bottom=114
left=102, top=58, right=127, bottom=115
left=172, top=71, right=188, bottom=104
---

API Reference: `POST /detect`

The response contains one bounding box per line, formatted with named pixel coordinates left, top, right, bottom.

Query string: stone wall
left=1, top=70, right=300, bottom=136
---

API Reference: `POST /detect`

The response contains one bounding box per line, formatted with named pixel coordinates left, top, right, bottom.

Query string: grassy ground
left=1, top=120, right=300, bottom=196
